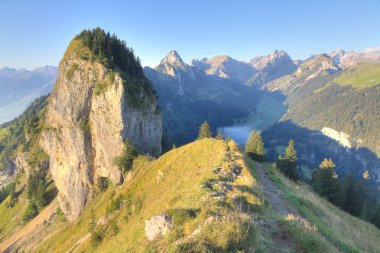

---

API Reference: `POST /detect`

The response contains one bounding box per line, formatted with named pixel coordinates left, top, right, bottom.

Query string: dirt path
left=0, top=198, right=59, bottom=252
left=253, top=162, right=299, bottom=253
left=255, top=162, right=297, bottom=216
left=65, top=233, right=91, bottom=253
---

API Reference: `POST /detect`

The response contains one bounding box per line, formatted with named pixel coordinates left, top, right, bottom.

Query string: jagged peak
left=160, top=50, right=187, bottom=68
left=250, top=50, right=293, bottom=70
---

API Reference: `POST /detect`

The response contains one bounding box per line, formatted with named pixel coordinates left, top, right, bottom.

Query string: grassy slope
left=332, top=63, right=380, bottom=89
left=263, top=162, right=380, bottom=253
left=0, top=176, right=29, bottom=241
left=35, top=139, right=264, bottom=252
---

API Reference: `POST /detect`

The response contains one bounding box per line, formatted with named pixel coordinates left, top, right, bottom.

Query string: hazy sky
left=1, top=0, right=380, bottom=69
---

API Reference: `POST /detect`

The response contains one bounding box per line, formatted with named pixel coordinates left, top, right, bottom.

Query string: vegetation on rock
left=113, top=141, right=138, bottom=174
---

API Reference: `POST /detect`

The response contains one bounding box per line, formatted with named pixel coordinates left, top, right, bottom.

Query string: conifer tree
left=284, top=139, right=296, bottom=162
left=245, top=130, right=265, bottom=162
left=340, top=174, right=364, bottom=216
left=312, top=158, right=340, bottom=204
left=215, top=132, right=224, bottom=140
left=276, top=139, right=298, bottom=180
left=198, top=121, right=212, bottom=139
left=113, top=140, right=138, bottom=173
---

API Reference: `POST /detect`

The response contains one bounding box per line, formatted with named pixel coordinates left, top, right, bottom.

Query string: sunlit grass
left=264, top=163, right=380, bottom=253
left=36, top=139, right=264, bottom=252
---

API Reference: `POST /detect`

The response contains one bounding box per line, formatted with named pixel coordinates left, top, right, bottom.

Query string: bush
left=91, top=227, right=105, bottom=247
left=22, top=202, right=39, bottom=223
left=66, top=63, right=79, bottom=81
left=106, top=195, right=124, bottom=215
left=113, top=141, right=138, bottom=173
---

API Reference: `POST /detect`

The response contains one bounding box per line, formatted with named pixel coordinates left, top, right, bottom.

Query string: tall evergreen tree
left=198, top=121, right=212, bottom=139
left=245, top=130, right=265, bottom=162
left=340, top=174, right=364, bottom=216
left=276, top=139, right=298, bottom=180
left=312, top=158, right=340, bottom=204
left=215, top=132, right=224, bottom=141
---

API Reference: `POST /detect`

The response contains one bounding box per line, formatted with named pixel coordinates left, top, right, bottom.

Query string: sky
left=0, top=0, right=380, bottom=69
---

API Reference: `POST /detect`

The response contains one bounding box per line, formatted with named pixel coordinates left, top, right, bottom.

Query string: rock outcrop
left=145, top=214, right=173, bottom=241
left=40, top=32, right=162, bottom=221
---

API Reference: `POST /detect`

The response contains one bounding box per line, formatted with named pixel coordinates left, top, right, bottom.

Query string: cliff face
left=40, top=38, right=162, bottom=221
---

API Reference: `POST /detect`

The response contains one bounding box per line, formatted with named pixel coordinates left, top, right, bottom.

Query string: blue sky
left=1, top=0, right=380, bottom=69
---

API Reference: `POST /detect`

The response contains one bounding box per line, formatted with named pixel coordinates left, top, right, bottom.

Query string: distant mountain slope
left=191, top=55, right=257, bottom=84
left=0, top=66, right=57, bottom=124
left=328, top=48, right=380, bottom=68
left=247, top=50, right=298, bottom=87
left=264, top=54, right=340, bottom=93
left=145, top=50, right=264, bottom=146
left=263, top=59, right=380, bottom=183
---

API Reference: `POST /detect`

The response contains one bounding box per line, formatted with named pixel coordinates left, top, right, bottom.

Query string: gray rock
left=40, top=53, right=162, bottom=221
left=145, top=214, right=173, bottom=241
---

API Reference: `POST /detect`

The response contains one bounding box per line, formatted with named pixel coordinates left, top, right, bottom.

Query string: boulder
left=145, top=214, right=173, bottom=241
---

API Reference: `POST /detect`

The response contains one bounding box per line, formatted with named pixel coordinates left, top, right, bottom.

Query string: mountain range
left=0, top=66, right=57, bottom=125
left=2, top=47, right=380, bottom=183
left=0, top=28, right=380, bottom=252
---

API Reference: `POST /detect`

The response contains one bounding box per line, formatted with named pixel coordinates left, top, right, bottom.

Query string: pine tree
left=215, top=132, right=224, bottom=140
left=113, top=140, right=138, bottom=173
left=341, top=174, right=364, bottom=216
left=245, top=130, right=265, bottom=162
left=312, top=158, right=340, bottom=204
left=276, top=139, right=298, bottom=180
left=284, top=139, right=297, bottom=163
left=198, top=121, right=212, bottom=139
left=360, top=170, right=372, bottom=219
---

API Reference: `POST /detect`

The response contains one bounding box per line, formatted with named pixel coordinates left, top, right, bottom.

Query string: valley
left=0, top=23, right=380, bottom=252
left=217, top=93, right=287, bottom=144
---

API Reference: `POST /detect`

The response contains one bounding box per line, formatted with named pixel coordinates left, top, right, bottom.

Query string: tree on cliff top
left=77, top=27, right=144, bottom=78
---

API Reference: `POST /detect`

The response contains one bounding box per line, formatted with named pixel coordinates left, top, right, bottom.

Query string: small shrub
left=167, top=208, right=198, bottom=226
left=91, top=227, right=105, bottom=247
left=109, top=221, right=120, bottom=236
left=134, top=196, right=143, bottom=214
left=22, top=202, right=39, bottom=223
left=56, top=207, right=66, bottom=222
left=113, top=141, right=138, bottom=173
left=106, top=195, right=124, bottom=215
left=66, top=63, right=79, bottom=81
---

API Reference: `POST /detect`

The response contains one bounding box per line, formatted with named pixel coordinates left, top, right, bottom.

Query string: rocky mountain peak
left=250, top=50, right=292, bottom=70
left=160, top=50, right=187, bottom=68
left=40, top=29, right=162, bottom=221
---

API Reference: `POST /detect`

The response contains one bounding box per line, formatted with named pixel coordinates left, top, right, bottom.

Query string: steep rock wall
left=41, top=55, right=162, bottom=220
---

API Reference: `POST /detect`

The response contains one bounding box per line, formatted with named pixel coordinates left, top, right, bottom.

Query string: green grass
left=333, top=63, right=380, bottom=89
left=278, top=218, right=331, bottom=253
left=264, top=163, right=380, bottom=253
left=36, top=139, right=264, bottom=252
left=0, top=176, right=29, bottom=242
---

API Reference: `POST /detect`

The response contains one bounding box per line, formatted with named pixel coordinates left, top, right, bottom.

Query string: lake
left=217, top=94, right=287, bottom=144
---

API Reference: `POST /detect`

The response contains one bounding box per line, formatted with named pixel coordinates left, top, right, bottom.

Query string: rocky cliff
left=40, top=29, right=162, bottom=220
